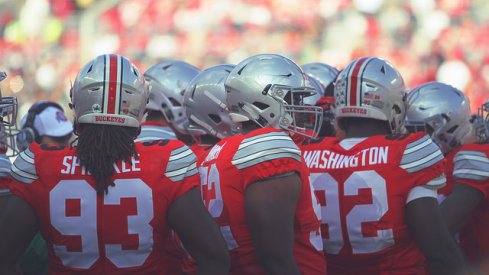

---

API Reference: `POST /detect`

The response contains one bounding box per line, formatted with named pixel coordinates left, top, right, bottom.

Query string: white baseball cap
left=24, top=106, right=73, bottom=137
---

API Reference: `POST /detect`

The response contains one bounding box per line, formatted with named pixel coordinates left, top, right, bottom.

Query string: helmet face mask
left=225, top=54, right=323, bottom=139
left=0, top=72, right=19, bottom=156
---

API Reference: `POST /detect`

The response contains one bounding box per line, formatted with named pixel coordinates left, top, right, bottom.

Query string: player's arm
left=401, top=136, right=467, bottom=274
left=406, top=184, right=467, bottom=275
left=440, top=183, right=484, bottom=235
left=440, top=149, right=489, bottom=235
left=0, top=196, right=39, bottom=274
left=245, top=172, right=301, bottom=275
left=168, top=188, right=230, bottom=275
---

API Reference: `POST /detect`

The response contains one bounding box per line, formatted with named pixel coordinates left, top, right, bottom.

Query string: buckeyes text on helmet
left=334, top=56, right=406, bottom=134
left=144, top=60, right=201, bottom=134
left=224, top=53, right=323, bottom=139
left=71, top=54, right=148, bottom=128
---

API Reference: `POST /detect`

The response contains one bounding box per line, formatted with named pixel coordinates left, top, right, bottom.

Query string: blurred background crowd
left=0, top=0, right=488, bottom=118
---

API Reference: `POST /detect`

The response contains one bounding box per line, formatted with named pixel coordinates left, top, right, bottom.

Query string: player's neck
left=344, top=125, right=389, bottom=138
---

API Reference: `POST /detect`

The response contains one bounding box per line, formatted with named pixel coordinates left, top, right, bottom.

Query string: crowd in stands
left=0, top=0, right=488, bottom=114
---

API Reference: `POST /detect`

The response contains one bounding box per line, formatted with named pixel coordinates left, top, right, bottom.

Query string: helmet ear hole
left=253, top=102, right=269, bottom=111
left=208, top=114, right=221, bottom=123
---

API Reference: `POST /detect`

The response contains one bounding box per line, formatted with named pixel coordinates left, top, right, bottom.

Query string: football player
left=181, top=64, right=239, bottom=273
left=302, top=62, right=340, bottom=138
left=301, top=57, right=466, bottom=274
left=16, top=101, right=73, bottom=152
left=406, top=83, right=489, bottom=272
left=14, top=100, right=74, bottom=275
left=199, top=54, right=326, bottom=274
left=136, top=60, right=200, bottom=145
left=0, top=70, right=17, bottom=208
left=0, top=54, right=229, bottom=274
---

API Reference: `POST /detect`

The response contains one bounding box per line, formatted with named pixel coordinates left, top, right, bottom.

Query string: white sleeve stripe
left=406, top=186, right=438, bottom=204
left=400, top=150, right=443, bottom=169
left=169, top=149, right=193, bottom=161
left=426, top=175, right=446, bottom=188
left=165, top=162, right=197, bottom=178
left=24, top=148, right=34, bottom=159
left=454, top=154, right=489, bottom=164
left=403, top=138, right=431, bottom=155
left=238, top=135, right=291, bottom=150
left=232, top=148, right=301, bottom=165
left=11, top=166, right=38, bottom=180
left=453, top=169, right=489, bottom=177
left=19, top=152, right=34, bottom=165
left=11, top=162, right=37, bottom=178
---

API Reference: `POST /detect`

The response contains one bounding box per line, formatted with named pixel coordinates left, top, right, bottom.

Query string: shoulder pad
left=232, top=131, right=301, bottom=170
left=453, top=150, right=489, bottom=181
left=11, top=147, right=38, bottom=184
left=400, top=134, right=444, bottom=173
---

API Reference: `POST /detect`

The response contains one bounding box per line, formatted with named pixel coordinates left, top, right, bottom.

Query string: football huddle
left=0, top=53, right=487, bottom=275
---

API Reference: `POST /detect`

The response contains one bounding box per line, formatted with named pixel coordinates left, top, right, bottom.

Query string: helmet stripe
left=107, top=54, right=119, bottom=114
left=348, top=57, right=369, bottom=106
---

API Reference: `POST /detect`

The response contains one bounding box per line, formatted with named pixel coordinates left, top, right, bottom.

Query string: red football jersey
left=9, top=141, right=199, bottom=275
left=167, top=143, right=214, bottom=275
left=447, top=143, right=489, bottom=268
left=199, top=127, right=325, bottom=275
left=300, top=132, right=446, bottom=274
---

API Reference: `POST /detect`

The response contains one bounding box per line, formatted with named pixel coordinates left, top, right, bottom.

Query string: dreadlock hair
left=75, top=123, right=139, bottom=195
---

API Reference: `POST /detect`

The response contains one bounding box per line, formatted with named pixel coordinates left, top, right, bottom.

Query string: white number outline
left=310, top=170, right=394, bottom=254
left=50, top=179, right=154, bottom=269
left=199, top=164, right=238, bottom=250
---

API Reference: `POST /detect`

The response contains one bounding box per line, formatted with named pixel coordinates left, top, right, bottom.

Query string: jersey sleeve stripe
left=169, top=148, right=194, bottom=161
left=453, top=169, right=489, bottom=180
left=165, top=146, right=198, bottom=182
left=453, top=150, right=489, bottom=181
left=400, top=150, right=443, bottom=172
left=403, top=137, right=431, bottom=155
left=23, top=147, right=35, bottom=159
left=166, top=162, right=198, bottom=182
left=238, top=132, right=290, bottom=148
left=233, top=139, right=299, bottom=161
left=19, top=150, right=34, bottom=165
left=0, top=188, right=11, bottom=197
left=11, top=165, right=37, bottom=183
left=425, top=174, right=446, bottom=188
left=232, top=149, right=302, bottom=169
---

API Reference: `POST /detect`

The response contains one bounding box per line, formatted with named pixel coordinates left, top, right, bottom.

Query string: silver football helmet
left=183, top=64, right=238, bottom=139
left=334, top=57, right=406, bottom=134
left=302, top=62, right=339, bottom=96
left=225, top=54, right=323, bottom=138
left=303, top=77, right=323, bottom=106
left=144, top=60, right=201, bottom=134
left=71, top=54, right=148, bottom=128
left=0, top=71, right=19, bottom=156
left=404, top=81, right=472, bottom=154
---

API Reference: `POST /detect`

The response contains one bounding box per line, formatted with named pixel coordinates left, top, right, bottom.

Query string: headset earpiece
left=15, top=101, right=64, bottom=151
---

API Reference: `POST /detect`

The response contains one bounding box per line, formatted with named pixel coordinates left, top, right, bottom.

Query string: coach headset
left=16, top=101, right=65, bottom=152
